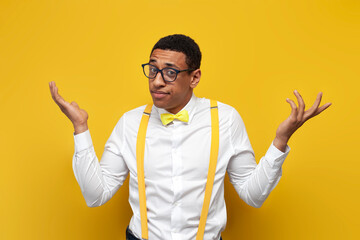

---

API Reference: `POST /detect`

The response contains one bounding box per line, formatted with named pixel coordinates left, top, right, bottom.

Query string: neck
left=166, top=92, right=193, bottom=114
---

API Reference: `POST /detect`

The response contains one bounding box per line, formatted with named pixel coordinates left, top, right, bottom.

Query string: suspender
left=136, top=100, right=219, bottom=240
left=196, top=100, right=219, bottom=240
left=136, top=104, right=153, bottom=240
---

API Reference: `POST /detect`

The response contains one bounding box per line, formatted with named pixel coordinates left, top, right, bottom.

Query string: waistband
left=126, top=226, right=223, bottom=240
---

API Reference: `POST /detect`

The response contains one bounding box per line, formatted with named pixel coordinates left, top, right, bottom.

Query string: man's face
left=148, top=49, right=200, bottom=114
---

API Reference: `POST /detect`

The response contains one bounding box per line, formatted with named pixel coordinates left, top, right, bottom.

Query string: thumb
left=70, top=101, right=79, bottom=108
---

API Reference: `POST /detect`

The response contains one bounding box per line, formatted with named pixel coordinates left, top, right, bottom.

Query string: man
left=49, top=34, right=331, bottom=240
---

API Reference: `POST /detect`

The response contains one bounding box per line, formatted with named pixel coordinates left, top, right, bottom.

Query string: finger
left=49, top=82, right=54, bottom=97
left=50, top=82, right=57, bottom=100
left=50, top=82, right=58, bottom=101
left=53, top=84, right=69, bottom=108
left=286, top=98, right=298, bottom=122
left=303, top=92, right=322, bottom=119
left=71, top=101, right=79, bottom=108
left=313, top=102, right=332, bottom=116
left=293, top=90, right=305, bottom=121
left=53, top=85, right=62, bottom=102
left=49, top=82, right=69, bottom=114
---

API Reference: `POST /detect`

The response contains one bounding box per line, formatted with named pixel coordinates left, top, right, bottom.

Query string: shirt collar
left=154, top=93, right=198, bottom=126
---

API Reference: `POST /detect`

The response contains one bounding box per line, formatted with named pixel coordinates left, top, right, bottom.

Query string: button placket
left=171, top=120, right=184, bottom=233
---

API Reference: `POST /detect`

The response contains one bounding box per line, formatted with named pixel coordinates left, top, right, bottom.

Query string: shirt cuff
left=73, top=129, right=93, bottom=153
left=265, top=141, right=291, bottom=168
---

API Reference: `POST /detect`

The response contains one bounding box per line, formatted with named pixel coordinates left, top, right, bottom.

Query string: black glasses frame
left=142, top=63, right=195, bottom=82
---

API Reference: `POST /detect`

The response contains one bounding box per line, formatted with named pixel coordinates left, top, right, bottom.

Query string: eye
left=165, top=69, right=176, bottom=77
left=149, top=66, right=158, bottom=73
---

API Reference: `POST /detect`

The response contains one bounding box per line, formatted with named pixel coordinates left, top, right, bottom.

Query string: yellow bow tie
left=160, top=110, right=189, bottom=125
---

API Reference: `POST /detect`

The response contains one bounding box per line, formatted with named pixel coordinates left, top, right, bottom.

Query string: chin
left=152, top=98, right=170, bottom=110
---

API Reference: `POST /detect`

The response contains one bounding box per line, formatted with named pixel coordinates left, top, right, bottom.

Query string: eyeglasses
left=142, top=63, right=195, bottom=82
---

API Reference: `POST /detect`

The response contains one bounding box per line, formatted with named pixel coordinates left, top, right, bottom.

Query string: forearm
left=72, top=130, right=127, bottom=207
left=73, top=148, right=110, bottom=207
left=234, top=156, right=283, bottom=208
left=229, top=142, right=290, bottom=208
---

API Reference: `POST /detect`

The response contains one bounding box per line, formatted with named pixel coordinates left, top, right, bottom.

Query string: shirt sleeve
left=72, top=115, right=129, bottom=207
left=227, top=108, right=290, bottom=208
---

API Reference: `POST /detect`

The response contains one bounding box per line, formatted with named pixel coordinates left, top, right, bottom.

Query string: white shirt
left=72, top=94, right=290, bottom=240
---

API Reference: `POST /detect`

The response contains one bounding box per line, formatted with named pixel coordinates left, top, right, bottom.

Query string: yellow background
left=1, top=0, right=359, bottom=239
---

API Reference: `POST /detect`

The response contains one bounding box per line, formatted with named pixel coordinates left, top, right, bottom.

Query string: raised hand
left=49, top=81, right=89, bottom=134
left=273, top=90, right=332, bottom=152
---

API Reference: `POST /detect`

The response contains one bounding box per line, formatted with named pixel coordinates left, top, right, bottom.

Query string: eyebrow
left=149, top=59, right=179, bottom=69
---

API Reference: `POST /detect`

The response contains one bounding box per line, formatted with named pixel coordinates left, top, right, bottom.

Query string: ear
left=190, top=69, right=201, bottom=89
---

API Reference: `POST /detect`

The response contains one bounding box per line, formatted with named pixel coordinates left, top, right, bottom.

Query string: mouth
left=151, top=90, right=169, bottom=99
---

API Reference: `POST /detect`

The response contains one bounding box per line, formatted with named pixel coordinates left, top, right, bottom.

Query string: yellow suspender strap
left=196, top=99, right=219, bottom=240
left=136, top=104, right=153, bottom=240
left=136, top=100, right=219, bottom=240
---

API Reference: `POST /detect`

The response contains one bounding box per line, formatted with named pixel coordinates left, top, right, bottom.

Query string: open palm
left=275, top=90, right=332, bottom=145
left=49, top=81, right=88, bottom=132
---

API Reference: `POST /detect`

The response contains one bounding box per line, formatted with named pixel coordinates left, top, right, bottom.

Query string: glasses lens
left=163, top=68, right=177, bottom=82
left=143, top=64, right=158, bottom=78
left=143, top=64, right=177, bottom=82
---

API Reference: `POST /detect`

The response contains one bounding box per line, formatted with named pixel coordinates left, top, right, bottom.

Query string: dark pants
left=126, top=226, right=141, bottom=240
left=126, top=226, right=223, bottom=240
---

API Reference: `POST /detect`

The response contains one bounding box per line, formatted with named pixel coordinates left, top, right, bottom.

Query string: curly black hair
left=150, top=34, right=202, bottom=70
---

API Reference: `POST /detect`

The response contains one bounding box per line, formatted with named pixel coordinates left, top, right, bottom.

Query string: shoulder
left=218, top=101, right=237, bottom=116
left=195, top=96, right=235, bottom=112
left=198, top=97, right=240, bottom=119
left=217, top=101, right=245, bottom=129
left=195, top=97, right=245, bottom=129
left=208, top=100, right=250, bottom=145
left=122, top=104, right=148, bottom=120
left=113, top=104, right=149, bottom=131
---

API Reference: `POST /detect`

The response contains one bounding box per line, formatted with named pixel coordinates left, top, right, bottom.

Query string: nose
left=152, top=70, right=166, bottom=87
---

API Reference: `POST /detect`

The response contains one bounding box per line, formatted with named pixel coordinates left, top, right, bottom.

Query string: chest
left=123, top=113, right=232, bottom=181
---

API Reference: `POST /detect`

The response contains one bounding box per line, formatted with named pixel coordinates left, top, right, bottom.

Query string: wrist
left=273, top=136, right=288, bottom=153
left=73, top=123, right=88, bottom=135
